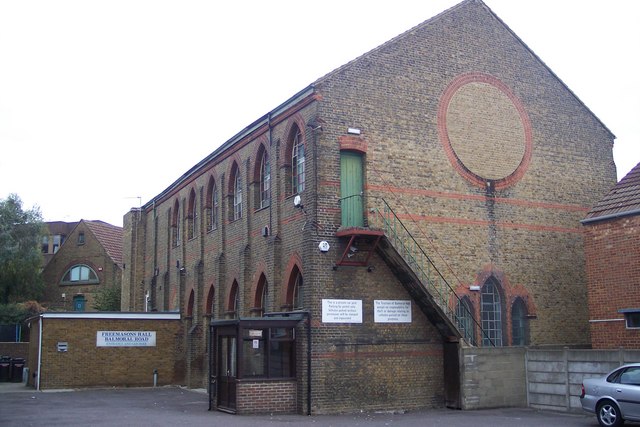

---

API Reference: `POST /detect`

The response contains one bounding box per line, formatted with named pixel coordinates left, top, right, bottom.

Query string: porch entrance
left=209, top=314, right=306, bottom=414
left=216, top=335, right=237, bottom=411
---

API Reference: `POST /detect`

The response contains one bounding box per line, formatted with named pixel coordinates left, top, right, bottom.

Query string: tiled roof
left=46, top=221, right=78, bottom=235
left=584, top=162, right=640, bottom=222
left=84, top=220, right=124, bottom=265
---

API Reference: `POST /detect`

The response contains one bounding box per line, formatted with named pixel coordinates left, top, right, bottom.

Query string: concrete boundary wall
left=460, top=346, right=527, bottom=409
left=526, top=348, right=640, bottom=411
left=461, top=347, right=640, bottom=411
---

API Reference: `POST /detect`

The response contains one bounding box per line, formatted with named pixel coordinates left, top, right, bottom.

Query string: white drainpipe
left=36, top=315, right=43, bottom=391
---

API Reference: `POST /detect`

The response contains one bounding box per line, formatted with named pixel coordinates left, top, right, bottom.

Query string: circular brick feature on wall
left=438, top=73, right=532, bottom=190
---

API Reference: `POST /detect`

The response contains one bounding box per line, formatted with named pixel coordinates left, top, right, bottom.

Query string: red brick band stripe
left=313, top=349, right=442, bottom=359
left=397, top=213, right=581, bottom=234
left=318, top=181, right=588, bottom=213
left=367, top=184, right=588, bottom=213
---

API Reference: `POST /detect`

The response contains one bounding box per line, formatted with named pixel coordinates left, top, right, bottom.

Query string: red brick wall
left=236, top=380, right=297, bottom=414
left=584, top=215, right=640, bottom=349
left=0, top=343, right=28, bottom=361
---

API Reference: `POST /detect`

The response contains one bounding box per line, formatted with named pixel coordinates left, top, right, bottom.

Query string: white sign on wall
left=322, top=299, right=363, bottom=323
left=96, top=331, right=157, bottom=347
left=374, top=300, right=412, bottom=323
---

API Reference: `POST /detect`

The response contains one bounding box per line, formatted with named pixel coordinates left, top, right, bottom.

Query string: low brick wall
left=0, top=342, right=29, bottom=360
left=236, top=380, right=297, bottom=414
left=28, top=312, right=184, bottom=390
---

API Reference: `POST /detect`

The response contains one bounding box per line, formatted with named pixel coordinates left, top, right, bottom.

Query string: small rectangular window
left=269, top=340, right=295, bottom=377
left=625, top=312, right=640, bottom=328
left=53, top=235, right=62, bottom=253
left=242, top=338, right=266, bottom=377
left=77, top=232, right=85, bottom=245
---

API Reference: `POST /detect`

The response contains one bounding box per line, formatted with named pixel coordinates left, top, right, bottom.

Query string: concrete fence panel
left=460, top=347, right=640, bottom=411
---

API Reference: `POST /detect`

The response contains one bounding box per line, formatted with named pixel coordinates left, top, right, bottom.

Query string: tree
left=0, top=300, right=45, bottom=324
left=92, top=286, right=121, bottom=311
left=0, top=194, right=44, bottom=304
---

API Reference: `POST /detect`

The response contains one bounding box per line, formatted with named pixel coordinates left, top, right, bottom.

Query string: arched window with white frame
left=291, top=125, right=305, bottom=195
left=481, top=277, right=503, bottom=347
left=206, top=177, right=219, bottom=231
left=229, top=163, right=243, bottom=221
left=260, top=151, right=270, bottom=209
left=187, top=188, right=198, bottom=240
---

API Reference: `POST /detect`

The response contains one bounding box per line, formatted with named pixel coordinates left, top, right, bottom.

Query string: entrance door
left=340, top=151, right=364, bottom=227
left=443, top=341, right=461, bottom=409
left=217, top=335, right=237, bottom=411
left=73, top=295, right=85, bottom=312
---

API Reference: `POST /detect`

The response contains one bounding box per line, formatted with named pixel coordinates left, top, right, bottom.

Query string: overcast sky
left=1, top=0, right=638, bottom=227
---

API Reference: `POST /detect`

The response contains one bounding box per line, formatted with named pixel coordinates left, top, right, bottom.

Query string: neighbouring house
left=121, top=0, right=616, bottom=415
left=41, top=221, right=77, bottom=267
left=583, top=162, right=640, bottom=349
left=42, top=220, right=123, bottom=312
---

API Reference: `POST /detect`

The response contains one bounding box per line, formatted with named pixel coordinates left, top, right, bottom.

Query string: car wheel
left=597, top=400, right=624, bottom=427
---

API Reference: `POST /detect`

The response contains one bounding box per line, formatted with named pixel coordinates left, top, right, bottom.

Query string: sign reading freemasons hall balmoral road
left=96, top=331, right=157, bottom=347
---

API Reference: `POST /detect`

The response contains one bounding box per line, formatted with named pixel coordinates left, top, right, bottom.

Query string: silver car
left=581, top=363, right=640, bottom=427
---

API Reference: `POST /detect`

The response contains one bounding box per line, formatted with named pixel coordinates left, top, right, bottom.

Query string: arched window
left=205, top=285, right=215, bottom=317
left=260, top=151, right=270, bottom=209
left=511, top=297, right=529, bottom=346
left=481, top=277, right=503, bottom=347
left=172, top=199, right=181, bottom=247
left=230, top=163, right=243, bottom=221
left=291, top=125, right=305, bottom=195
left=228, top=280, right=239, bottom=319
left=187, top=189, right=198, bottom=240
left=204, top=284, right=215, bottom=354
left=186, top=289, right=194, bottom=317
left=61, top=265, right=99, bottom=284
left=253, top=274, right=268, bottom=317
left=206, top=177, right=219, bottom=231
left=292, top=268, right=303, bottom=310
left=455, top=297, right=475, bottom=345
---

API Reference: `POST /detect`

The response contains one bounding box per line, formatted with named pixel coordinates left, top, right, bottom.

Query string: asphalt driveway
left=0, top=382, right=602, bottom=427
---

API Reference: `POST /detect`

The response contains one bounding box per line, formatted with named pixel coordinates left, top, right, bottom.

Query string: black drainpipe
left=268, top=113, right=273, bottom=236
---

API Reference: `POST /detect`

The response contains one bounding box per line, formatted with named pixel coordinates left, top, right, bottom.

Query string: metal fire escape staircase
left=336, top=197, right=487, bottom=346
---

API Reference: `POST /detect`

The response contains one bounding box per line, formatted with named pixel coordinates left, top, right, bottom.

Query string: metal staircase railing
left=368, top=197, right=491, bottom=347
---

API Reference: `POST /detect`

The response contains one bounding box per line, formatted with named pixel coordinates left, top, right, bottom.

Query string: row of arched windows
left=454, top=276, right=530, bottom=346
left=170, top=123, right=305, bottom=247
left=185, top=265, right=304, bottom=319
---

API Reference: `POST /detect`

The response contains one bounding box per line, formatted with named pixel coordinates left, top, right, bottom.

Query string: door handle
left=616, top=388, right=622, bottom=393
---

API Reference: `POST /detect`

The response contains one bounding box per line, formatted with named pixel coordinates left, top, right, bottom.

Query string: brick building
left=583, top=162, right=640, bottom=349
left=41, top=221, right=77, bottom=267
left=122, top=0, right=616, bottom=414
left=26, top=312, right=182, bottom=390
left=42, top=220, right=123, bottom=311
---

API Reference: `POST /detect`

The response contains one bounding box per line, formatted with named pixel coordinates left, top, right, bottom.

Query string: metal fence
left=0, top=324, right=23, bottom=342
